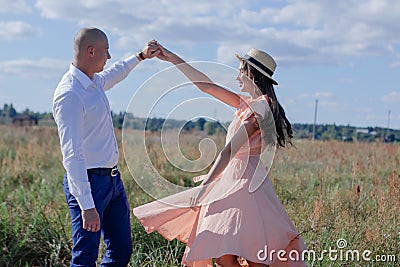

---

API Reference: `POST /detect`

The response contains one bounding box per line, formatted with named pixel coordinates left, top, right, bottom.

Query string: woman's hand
left=189, top=186, right=207, bottom=211
left=156, top=43, right=181, bottom=64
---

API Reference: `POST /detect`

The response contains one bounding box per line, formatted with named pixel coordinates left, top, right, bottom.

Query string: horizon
left=2, top=103, right=398, bottom=132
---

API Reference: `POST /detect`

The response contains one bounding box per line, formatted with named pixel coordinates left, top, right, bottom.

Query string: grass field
left=0, top=125, right=399, bottom=266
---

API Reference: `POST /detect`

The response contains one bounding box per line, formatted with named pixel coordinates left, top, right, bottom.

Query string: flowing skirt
left=133, top=156, right=307, bottom=266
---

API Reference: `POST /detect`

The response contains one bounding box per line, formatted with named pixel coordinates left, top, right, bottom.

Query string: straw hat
left=236, top=48, right=278, bottom=85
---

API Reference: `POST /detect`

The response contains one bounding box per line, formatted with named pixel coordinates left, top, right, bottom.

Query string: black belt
left=87, top=166, right=119, bottom=177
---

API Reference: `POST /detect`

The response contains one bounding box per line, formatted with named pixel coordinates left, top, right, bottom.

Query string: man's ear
left=88, top=46, right=95, bottom=56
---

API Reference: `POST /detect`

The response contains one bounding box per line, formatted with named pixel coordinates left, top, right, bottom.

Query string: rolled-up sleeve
left=53, top=90, right=94, bottom=210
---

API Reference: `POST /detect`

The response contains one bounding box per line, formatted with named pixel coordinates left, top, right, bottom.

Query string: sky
left=1, top=0, right=400, bottom=129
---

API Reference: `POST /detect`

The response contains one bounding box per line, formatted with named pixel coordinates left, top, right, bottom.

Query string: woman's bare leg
left=247, top=260, right=269, bottom=267
left=215, top=255, right=242, bottom=267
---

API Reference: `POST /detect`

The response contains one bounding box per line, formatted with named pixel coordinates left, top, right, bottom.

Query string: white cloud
left=0, top=21, right=41, bottom=40
left=0, top=0, right=31, bottom=14
left=0, top=58, right=69, bottom=79
left=381, top=91, right=400, bottom=103
left=33, top=0, right=400, bottom=67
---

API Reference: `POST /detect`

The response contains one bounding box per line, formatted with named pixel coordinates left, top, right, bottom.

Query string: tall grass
left=0, top=125, right=70, bottom=266
left=271, top=140, right=399, bottom=266
left=0, top=125, right=399, bottom=266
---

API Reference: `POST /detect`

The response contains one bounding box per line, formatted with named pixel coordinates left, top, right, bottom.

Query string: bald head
left=72, top=27, right=111, bottom=78
left=74, top=27, right=108, bottom=54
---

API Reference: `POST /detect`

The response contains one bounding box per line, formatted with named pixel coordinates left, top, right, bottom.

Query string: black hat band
left=243, top=54, right=274, bottom=77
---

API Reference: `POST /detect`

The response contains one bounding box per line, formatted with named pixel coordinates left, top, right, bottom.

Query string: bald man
left=53, top=28, right=159, bottom=267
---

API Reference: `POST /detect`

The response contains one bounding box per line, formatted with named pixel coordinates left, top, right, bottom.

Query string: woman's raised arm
left=156, top=43, right=240, bottom=108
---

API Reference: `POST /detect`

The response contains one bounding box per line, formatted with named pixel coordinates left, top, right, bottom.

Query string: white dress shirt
left=53, top=55, right=139, bottom=210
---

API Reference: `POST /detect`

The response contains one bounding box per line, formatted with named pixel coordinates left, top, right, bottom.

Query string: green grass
left=0, top=125, right=399, bottom=266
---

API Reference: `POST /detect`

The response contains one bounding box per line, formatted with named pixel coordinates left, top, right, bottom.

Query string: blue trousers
left=63, top=170, right=133, bottom=267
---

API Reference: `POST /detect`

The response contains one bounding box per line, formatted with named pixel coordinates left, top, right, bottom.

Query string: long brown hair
left=244, top=62, right=293, bottom=147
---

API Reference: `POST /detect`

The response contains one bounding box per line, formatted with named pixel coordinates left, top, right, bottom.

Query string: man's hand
left=140, top=40, right=160, bottom=59
left=82, top=208, right=100, bottom=232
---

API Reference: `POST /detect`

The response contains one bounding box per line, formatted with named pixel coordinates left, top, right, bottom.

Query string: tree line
left=292, top=123, right=400, bottom=142
left=1, top=103, right=399, bottom=142
left=0, top=104, right=54, bottom=123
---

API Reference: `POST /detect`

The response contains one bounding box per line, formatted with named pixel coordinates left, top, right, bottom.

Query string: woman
left=133, top=44, right=307, bottom=267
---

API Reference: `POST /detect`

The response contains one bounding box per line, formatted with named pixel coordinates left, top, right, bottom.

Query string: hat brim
left=236, top=53, right=278, bottom=85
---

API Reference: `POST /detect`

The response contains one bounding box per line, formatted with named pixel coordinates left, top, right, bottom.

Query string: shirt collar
left=69, top=63, right=96, bottom=90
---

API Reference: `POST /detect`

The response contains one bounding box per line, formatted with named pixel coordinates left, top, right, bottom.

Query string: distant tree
left=131, top=117, right=144, bottom=130
left=10, top=105, right=17, bottom=117
left=2, top=103, right=17, bottom=118
left=341, top=125, right=354, bottom=141
left=111, top=111, right=125, bottom=130
left=295, top=129, right=311, bottom=139
left=145, top=118, right=165, bottom=132
left=2, top=104, right=8, bottom=117
left=204, top=121, right=216, bottom=135
left=117, top=112, right=125, bottom=130
left=182, top=120, right=196, bottom=132
left=196, top=118, right=206, bottom=131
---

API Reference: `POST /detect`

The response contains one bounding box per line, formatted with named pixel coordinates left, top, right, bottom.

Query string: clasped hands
left=139, top=40, right=175, bottom=61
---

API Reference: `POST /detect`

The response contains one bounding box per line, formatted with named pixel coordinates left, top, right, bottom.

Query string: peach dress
left=133, top=95, right=307, bottom=267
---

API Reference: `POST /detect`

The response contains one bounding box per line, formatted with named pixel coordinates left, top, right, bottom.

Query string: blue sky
left=1, top=0, right=400, bottom=129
